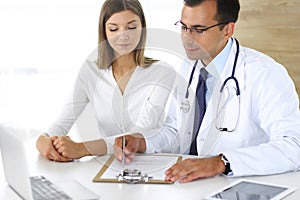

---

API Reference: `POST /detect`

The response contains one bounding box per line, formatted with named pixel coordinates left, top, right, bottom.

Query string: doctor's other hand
left=165, top=156, right=225, bottom=183
left=52, top=136, right=89, bottom=160
left=114, top=133, right=146, bottom=163
left=36, top=134, right=72, bottom=162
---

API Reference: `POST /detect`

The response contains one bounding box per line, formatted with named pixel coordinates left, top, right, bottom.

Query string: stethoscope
left=180, top=38, right=241, bottom=132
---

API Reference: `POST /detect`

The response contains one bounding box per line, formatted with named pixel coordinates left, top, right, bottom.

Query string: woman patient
left=36, top=0, right=175, bottom=162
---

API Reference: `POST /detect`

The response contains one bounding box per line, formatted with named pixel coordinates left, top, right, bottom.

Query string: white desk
left=1, top=141, right=300, bottom=200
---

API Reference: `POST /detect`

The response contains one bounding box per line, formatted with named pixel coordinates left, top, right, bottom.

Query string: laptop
left=0, top=125, right=100, bottom=200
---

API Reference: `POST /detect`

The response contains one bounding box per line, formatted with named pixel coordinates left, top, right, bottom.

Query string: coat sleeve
left=141, top=61, right=192, bottom=154
left=142, top=95, right=180, bottom=153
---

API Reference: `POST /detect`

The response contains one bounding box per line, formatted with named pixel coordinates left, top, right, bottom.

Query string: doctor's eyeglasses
left=174, top=21, right=229, bottom=35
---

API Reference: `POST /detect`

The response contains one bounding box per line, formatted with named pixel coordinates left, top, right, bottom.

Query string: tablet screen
left=207, top=179, right=296, bottom=200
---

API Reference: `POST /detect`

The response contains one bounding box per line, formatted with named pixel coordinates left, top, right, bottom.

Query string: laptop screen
left=0, top=125, right=34, bottom=200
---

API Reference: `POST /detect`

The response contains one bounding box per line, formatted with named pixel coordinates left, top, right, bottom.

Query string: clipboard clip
left=117, top=169, right=153, bottom=184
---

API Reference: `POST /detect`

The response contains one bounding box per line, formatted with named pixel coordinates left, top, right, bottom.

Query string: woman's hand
left=36, top=134, right=72, bottom=162
left=113, top=133, right=146, bottom=163
left=52, top=136, right=89, bottom=159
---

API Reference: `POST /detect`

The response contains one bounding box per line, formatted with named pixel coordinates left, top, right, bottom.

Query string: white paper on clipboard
left=93, top=154, right=182, bottom=184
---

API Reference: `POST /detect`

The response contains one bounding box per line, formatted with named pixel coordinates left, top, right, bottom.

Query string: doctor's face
left=180, top=1, right=233, bottom=64
left=105, top=10, right=142, bottom=56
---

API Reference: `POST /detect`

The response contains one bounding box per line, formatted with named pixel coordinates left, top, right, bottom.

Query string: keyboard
left=30, top=176, right=72, bottom=200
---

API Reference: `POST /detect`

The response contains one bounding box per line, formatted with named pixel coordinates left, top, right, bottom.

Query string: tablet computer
left=205, top=179, right=296, bottom=200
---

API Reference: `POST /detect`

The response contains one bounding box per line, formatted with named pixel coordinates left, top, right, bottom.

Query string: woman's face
left=105, top=10, right=142, bottom=57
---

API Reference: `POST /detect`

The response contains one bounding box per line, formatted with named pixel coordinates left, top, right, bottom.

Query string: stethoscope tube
left=219, top=38, right=240, bottom=96
left=182, top=38, right=241, bottom=121
left=185, top=60, right=198, bottom=99
left=185, top=38, right=240, bottom=99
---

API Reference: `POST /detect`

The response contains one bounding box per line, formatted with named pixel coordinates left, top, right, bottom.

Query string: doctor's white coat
left=143, top=39, right=300, bottom=177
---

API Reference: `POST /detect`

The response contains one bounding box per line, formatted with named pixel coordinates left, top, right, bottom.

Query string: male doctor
left=114, top=0, right=300, bottom=183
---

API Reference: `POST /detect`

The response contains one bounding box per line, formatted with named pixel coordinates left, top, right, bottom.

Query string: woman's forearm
left=82, top=139, right=107, bottom=156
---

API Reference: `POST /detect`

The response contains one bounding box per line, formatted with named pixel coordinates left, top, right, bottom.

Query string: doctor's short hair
left=183, top=0, right=240, bottom=26
left=97, top=0, right=157, bottom=69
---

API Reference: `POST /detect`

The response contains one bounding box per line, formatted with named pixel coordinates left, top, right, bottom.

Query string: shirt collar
left=205, top=37, right=233, bottom=78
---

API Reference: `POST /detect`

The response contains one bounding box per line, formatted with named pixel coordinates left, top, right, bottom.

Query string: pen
left=122, top=136, right=125, bottom=168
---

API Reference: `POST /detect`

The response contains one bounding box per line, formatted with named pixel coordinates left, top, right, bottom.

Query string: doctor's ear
left=224, top=22, right=235, bottom=39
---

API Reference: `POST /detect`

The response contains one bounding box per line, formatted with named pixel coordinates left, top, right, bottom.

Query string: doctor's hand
left=36, top=134, right=72, bottom=162
left=114, top=133, right=146, bottom=164
left=165, top=156, right=225, bottom=183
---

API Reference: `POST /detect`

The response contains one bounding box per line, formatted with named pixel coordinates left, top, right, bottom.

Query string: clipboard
left=93, top=154, right=182, bottom=184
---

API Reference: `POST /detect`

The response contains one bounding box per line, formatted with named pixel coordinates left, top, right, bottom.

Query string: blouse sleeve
left=46, top=67, right=90, bottom=136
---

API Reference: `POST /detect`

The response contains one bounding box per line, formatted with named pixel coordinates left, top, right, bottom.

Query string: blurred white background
left=0, top=0, right=182, bottom=131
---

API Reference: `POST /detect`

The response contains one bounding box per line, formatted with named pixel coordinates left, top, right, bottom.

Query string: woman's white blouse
left=46, top=59, right=176, bottom=154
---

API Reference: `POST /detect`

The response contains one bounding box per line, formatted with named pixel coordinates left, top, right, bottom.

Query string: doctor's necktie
left=189, top=67, right=208, bottom=155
